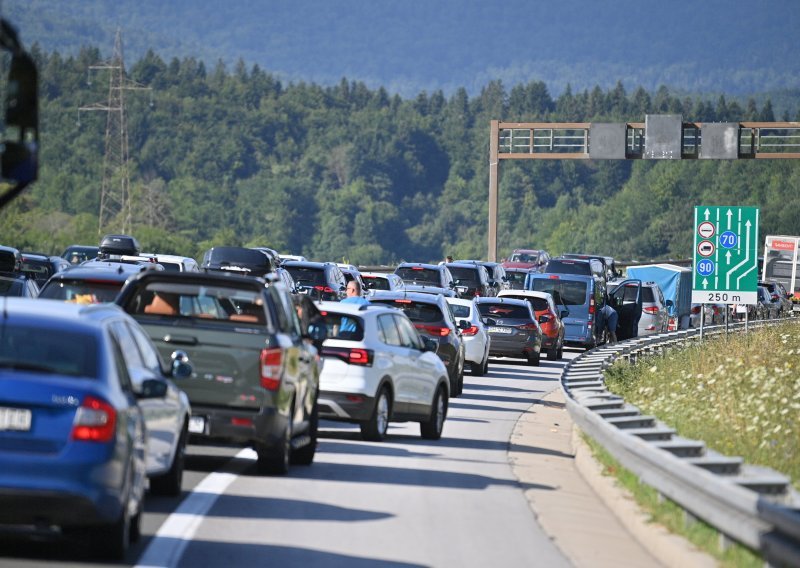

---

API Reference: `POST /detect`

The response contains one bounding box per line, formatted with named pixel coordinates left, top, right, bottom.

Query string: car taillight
left=415, top=324, right=451, bottom=337
left=589, top=296, right=595, bottom=315
left=314, top=285, right=335, bottom=294
left=461, top=325, right=479, bottom=336
left=260, top=348, right=283, bottom=391
left=643, top=306, right=659, bottom=315
left=548, top=274, right=560, bottom=279
left=71, top=396, right=116, bottom=443
left=321, top=346, right=374, bottom=366
left=519, top=323, right=539, bottom=331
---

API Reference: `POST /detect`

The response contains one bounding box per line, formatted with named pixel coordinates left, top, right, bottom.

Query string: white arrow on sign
left=726, top=250, right=732, bottom=264
left=726, top=209, right=733, bottom=230
left=727, top=219, right=751, bottom=288
left=737, top=216, right=758, bottom=286
left=702, top=278, right=708, bottom=289
left=704, top=208, right=711, bottom=221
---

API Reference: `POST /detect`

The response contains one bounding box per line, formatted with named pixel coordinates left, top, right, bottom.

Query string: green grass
left=604, top=321, right=800, bottom=490
left=583, top=434, right=763, bottom=567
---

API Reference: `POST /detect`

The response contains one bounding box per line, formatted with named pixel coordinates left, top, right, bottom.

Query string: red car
left=501, top=248, right=550, bottom=271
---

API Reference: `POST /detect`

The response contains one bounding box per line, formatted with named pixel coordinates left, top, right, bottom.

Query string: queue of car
left=1, top=235, right=795, bottom=558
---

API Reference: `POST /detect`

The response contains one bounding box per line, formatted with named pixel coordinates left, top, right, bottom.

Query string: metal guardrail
left=562, top=320, right=800, bottom=566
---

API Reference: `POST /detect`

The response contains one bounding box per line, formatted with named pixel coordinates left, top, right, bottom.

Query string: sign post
left=692, top=207, right=759, bottom=329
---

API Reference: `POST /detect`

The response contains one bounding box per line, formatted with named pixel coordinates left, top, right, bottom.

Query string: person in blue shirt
left=340, top=279, right=368, bottom=334
left=600, top=303, right=618, bottom=343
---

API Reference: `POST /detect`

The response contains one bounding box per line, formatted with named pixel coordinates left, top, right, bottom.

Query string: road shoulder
left=509, top=387, right=716, bottom=568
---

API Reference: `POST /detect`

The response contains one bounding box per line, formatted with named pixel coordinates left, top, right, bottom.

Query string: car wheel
left=420, top=385, right=448, bottom=440
left=456, top=368, right=464, bottom=396
left=97, top=493, right=131, bottom=560
left=547, top=343, right=559, bottom=360
left=257, top=410, right=292, bottom=476
left=481, top=352, right=490, bottom=375
left=527, top=349, right=540, bottom=366
left=290, top=402, right=318, bottom=466
left=361, top=387, right=391, bottom=441
left=557, top=342, right=564, bottom=360
left=150, top=422, right=187, bottom=497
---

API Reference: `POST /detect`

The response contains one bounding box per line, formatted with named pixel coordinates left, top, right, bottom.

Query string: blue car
left=0, top=299, right=185, bottom=559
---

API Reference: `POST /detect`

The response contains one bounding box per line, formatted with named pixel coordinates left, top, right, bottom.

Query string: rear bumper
left=317, top=391, right=376, bottom=422
left=188, top=404, right=283, bottom=449
left=488, top=335, right=540, bottom=357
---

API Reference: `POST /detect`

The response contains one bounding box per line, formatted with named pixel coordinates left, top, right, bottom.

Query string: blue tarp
left=625, top=264, right=692, bottom=320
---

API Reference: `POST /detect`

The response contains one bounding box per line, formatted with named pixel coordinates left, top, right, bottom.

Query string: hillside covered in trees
left=2, top=47, right=799, bottom=264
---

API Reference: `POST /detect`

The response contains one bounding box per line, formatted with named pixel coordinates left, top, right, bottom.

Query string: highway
left=0, top=355, right=579, bottom=567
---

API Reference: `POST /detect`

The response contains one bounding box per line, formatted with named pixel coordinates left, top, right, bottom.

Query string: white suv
left=316, top=302, right=450, bottom=441
left=445, top=297, right=490, bottom=376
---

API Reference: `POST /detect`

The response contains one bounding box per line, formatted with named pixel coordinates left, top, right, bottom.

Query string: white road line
left=135, top=448, right=257, bottom=568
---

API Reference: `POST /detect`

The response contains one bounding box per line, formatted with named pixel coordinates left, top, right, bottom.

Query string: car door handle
left=163, top=334, right=198, bottom=346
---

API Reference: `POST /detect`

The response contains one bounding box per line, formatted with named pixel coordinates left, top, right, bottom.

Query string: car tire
left=547, top=344, right=559, bottom=360
left=290, top=403, right=318, bottom=466
left=420, top=385, right=448, bottom=440
left=557, top=342, right=564, bottom=360
left=96, top=495, right=132, bottom=560
left=257, top=411, right=292, bottom=476
left=361, top=387, right=391, bottom=442
left=150, top=422, right=187, bottom=497
left=527, top=349, right=540, bottom=366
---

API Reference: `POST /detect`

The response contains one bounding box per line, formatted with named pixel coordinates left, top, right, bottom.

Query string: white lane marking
left=135, top=448, right=257, bottom=568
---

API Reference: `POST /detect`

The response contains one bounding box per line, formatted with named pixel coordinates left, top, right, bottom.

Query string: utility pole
left=79, top=28, right=150, bottom=234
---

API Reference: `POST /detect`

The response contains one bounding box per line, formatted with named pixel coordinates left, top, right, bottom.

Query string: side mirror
left=139, top=378, right=168, bottom=399
left=306, top=322, right=328, bottom=343
left=171, top=350, right=193, bottom=379
left=665, top=299, right=674, bottom=308
left=560, top=309, right=569, bottom=319
left=458, top=319, right=470, bottom=330
left=421, top=336, right=438, bottom=353
left=538, top=315, right=551, bottom=324
left=2, top=52, right=38, bottom=185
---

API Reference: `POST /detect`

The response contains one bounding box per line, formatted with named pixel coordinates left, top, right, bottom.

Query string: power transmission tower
left=79, top=28, right=150, bottom=234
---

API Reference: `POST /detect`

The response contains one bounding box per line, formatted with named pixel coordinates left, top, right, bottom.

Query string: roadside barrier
left=562, top=318, right=800, bottom=566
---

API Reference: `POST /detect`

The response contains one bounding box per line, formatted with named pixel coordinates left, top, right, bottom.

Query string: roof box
left=201, top=246, right=274, bottom=277
left=99, top=234, right=141, bottom=257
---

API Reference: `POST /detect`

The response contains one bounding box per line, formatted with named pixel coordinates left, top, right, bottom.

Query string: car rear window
left=477, top=303, right=531, bottom=319
left=448, top=267, right=479, bottom=282
left=640, top=287, right=656, bottom=303
left=320, top=311, right=365, bottom=341
left=39, top=279, right=123, bottom=304
left=530, top=279, right=587, bottom=306
left=449, top=304, right=471, bottom=318
left=502, top=295, right=549, bottom=311
left=124, top=282, right=268, bottom=325
left=395, top=267, right=440, bottom=285
left=505, top=271, right=528, bottom=285
left=363, top=276, right=390, bottom=290
left=0, top=324, right=98, bottom=378
left=371, top=299, right=443, bottom=323
left=285, top=267, right=327, bottom=288
left=545, top=260, right=592, bottom=276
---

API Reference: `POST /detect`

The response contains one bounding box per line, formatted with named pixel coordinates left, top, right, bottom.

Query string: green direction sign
left=692, top=206, right=759, bottom=304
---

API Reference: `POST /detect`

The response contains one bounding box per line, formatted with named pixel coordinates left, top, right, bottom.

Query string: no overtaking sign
left=692, top=206, right=759, bottom=304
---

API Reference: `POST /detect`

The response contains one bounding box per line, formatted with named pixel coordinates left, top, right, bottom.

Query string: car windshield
left=506, top=271, right=527, bottom=285
left=510, top=252, right=537, bottom=263
left=0, top=324, right=98, bottom=378
left=39, top=280, right=122, bottom=304
left=530, top=279, right=587, bottom=306
left=395, top=267, right=440, bottom=285
left=503, top=295, right=549, bottom=311
left=371, top=299, right=443, bottom=323
left=477, top=303, right=531, bottom=319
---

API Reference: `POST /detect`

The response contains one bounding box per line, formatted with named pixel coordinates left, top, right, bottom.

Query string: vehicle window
left=545, top=260, right=592, bottom=276
left=449, top=267, right=479, bottom=282
left=285, top=267, right=326, bottom=288
left=127, top=282, right=267, bottom=325
left=127, top=322, right=164, bottom=374
left=110, top=321, right=145, bottom=370
left=377, top=314, right=402, bottom=346
left=395, top=267, right=440, bottom=285
left=500, top=295, right=548, bottom=311
left=364, top=276, right=390, bottom=291
left=505, top=271, right=527, bottom=287
left=108, top=334, right=134, bottom=393
left=614, top=285, right=640, bottom=304
left=321, top=311, right=364, bottom=341
left=449, top=303, right=471, bottom=318
left=530, top=279, right=587, bottom=306
left=395, top=314, right=423, bottom=350
left=641, top=287, right=656, bottom=302
left=510, top=252, right=537, bottom=263
left=39, top=279, right=122, bottom=304
left=477, top=303, right=531, bottom=319
left=0, top=324, right=98, bottom=378
left=268, top=285, right=301, bottom=336
left=371, top=299, right=443, bottom=323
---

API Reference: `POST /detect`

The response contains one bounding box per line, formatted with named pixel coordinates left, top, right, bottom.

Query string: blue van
left=526, top=273, right=643, bottom=348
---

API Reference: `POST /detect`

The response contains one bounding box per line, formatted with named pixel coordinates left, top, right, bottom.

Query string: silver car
left=638, top=281, right=669, bottom=335
left=446, top=297, right=491, bottom=376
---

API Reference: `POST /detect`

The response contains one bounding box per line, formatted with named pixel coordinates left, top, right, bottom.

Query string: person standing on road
left=600, top=303, right=618, bottom=343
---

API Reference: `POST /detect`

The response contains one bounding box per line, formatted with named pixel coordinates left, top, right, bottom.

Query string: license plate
left=488, top=326, right=512, bottom=334
left=188, top=416, right=206, bottom=434
left=0, top=407, right=32, bottom=431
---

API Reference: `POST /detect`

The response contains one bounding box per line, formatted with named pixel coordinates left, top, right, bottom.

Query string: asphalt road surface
left=0, top=352, right=579, bottom=568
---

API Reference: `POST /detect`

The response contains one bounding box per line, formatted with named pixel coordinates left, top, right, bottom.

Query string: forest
left=1, top=46, right=799, bottom=265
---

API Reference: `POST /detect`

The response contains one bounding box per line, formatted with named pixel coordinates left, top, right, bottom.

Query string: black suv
left=19, top=252, right=70, bottom=287
left=445, top=262, right=493, bottom=299
left=0, top=245, right=39, bottom=298
left=283, top=261, right=347, bottom=301
left=370, top=290, right=465, bottom=397
left=394, top=262, right=456, bottom=291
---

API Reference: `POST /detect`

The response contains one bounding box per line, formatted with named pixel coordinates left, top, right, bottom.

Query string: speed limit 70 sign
left=692, top=206, right=759, bottom=304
